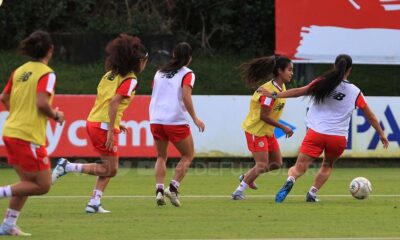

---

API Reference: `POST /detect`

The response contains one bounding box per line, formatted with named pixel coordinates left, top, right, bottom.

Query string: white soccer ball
left=349, top=177, right=372, bottom=200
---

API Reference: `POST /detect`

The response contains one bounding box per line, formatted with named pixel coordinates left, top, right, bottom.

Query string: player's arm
left=182, top=72, right=205, bottom=132
left=1, top=71, right=14, bottom=110
left=259, top=96, right=293, bottom=138
left=106, top=94, right=124, bottom=151
left=357, top=93, right=389, bottom=148
left=257, top=78, right=320, bottom=98
left=36, top=73, right=64, bottom=124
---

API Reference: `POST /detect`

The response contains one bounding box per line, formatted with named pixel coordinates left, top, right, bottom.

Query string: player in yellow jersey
left=232, top=55, right=294, bottom=200
left=51, top=34, right=148, bottom=213
left=0, top=31, right=65, bottom=236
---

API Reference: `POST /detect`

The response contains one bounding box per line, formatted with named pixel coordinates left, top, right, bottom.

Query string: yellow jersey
left=3, top=61, right=54, bottom=145
left=242, top=80, right=286, bottom=137
left=87, top=71, right=137, bottom=130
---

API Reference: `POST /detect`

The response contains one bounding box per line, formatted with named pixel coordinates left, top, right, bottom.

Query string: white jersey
left=306, top=80, right=363, bottom=137
left=149, top=66, right=195, bottom=125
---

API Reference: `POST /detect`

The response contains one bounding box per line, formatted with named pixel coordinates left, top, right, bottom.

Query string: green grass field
left=0, top=167, right=399, bottom=239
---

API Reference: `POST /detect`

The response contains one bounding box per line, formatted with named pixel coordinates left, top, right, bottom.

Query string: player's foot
left=85, top=204, right=111, bottom=213
left=275, top=180, right=294, bottom=203
left=0, top=223, right=32, bottom=236
left=164, top=187, right=181, bottom=207
left=156, top=189, right=166, bottom=206
left=231, top=190, right=245, bottom=200
left=306, top=192, right=320, bottom=202
left=239, top=174, right=258, bottom=190
left=51, top=158, right=69, bottom=184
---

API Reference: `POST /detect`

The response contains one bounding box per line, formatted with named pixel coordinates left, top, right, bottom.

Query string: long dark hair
left=19, top=30, right=53, bottom=60
left=105, top=34, right=147, bottom=76
left=308, top=54, right=352, bottom=104
left=159, top=42, right=192, bottom=72
left=240, top=55, right=292, bottom=87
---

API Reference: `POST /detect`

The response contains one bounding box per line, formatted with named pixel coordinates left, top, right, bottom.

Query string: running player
left=258, top=54, right=389, bottom=202
left=51, top=34, right=148, bottom=213
left=231, top=55, right=294, bottom=200
left=149, top=42, right=205, bottom=207
left=0, top=30, right=65, bottom=236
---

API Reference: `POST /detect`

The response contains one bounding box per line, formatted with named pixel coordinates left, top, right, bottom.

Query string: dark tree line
left=0, top=0, right=274, bottom=54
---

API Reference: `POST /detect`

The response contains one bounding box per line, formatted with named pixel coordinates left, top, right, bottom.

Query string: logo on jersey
left=162, top=70, right=178, bottom=79
left=329, top=91, right=346, bottom=101
left=18, top=72, right=32, bottom=82
left=274, top=103, right=285, bottom=111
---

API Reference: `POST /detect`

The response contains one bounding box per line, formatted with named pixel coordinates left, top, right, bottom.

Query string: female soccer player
left=0, top=30, right=65, bottom=236
left=258, top=54, right=389, bottom=202
left=149, top=42, right=205, bottom=207
left=231, top=55, right=294, bottom=200
left=52, top=34, right=148, bottom=213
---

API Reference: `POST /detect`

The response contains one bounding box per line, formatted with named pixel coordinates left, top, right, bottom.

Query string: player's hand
left=256, top=87, right=273, bottom=97
left=380, top=135, right=389, bottom=149
left=194, top=118, right=205, bottom=132
left=54, top=107, right=65, bottom=125
left=283, top=126, right=293, bottom=138
left=105, top=129, right=114, bottom=151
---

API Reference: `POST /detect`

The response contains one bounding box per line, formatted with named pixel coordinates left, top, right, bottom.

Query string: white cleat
left=0, top=224, right=32, bottom=236
left=156, top=191, right=166, bottom=206
left=164, top=187, right=181, bottom=207
left=85, top=204, right=111, bottom=214
left=51, top=158, right=69, bottom=184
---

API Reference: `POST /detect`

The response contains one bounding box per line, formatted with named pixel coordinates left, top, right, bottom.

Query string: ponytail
left=160, top=42, right=192, bottom=73
left=240, top=55, right=292, bottom=88
left=309, top=54, right=352, bottom=103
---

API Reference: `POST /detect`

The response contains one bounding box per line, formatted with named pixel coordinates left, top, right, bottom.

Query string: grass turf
left=0, top=167, right=399, bottom=239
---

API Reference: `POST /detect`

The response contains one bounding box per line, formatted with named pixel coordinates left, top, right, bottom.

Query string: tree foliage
left=0, top=0, right=274, bottom=53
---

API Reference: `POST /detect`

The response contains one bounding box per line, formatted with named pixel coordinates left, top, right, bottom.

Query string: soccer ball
left=349, top=177, right=372, bottom=199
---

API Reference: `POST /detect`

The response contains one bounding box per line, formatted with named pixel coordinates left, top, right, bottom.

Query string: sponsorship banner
left=275, top=0, right=400, bottom=64
left=0, top=95, right=399, bottom=158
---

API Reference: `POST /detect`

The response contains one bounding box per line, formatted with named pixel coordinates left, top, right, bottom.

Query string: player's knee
left=257, top=162, right=269, bottom=172
left=108, top=167, right=118, bottom=177
left=269, top=161, right=283, bottom=170
left=36, top=182, right=51, bottom=195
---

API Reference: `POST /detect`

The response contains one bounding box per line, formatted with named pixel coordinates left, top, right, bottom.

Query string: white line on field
left=171, top=238, right=400, bottom=240
left=29, top=194, right=400, bottom=199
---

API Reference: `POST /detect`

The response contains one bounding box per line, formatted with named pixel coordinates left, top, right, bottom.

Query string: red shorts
left=300, top=128, right=347, bottom=158
left=86, top=121, right=119, bottom=156
left=245, top=132, right=280, bottom=153
left=150, top=124, right=191, bottom=143
left=2, top=136, right=50, bottom=172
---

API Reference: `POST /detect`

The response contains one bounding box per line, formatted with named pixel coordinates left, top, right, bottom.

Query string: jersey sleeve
left=116, top=78, right=138, bottom=97
left=2, top=71, right=14, bottom=94
left=356, top=92, right=367, bottom=109
left=181, top=72, right=195, bottom=88
left=37, top=72, right=56, bottom=94
left=307, top=77, right=322, bottom=88
left=259, top=95, right=275, bottom=109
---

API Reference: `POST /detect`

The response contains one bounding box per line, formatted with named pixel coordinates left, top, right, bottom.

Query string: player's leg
left=306, top=134, right=346, bottom=202
left=154, top=139, right=169, bottom=206
left=85, top=155, right=119, bottom=213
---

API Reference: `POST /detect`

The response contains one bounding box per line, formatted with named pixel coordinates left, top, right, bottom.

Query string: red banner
left=276, top=0, right=400, bottom=64
left=0, top=95, right=181, bottom=158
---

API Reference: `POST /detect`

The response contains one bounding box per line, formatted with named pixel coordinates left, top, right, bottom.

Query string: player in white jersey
left=149, top=42, right=205, bottom=207
left=257, top=54, right=389, bottom=203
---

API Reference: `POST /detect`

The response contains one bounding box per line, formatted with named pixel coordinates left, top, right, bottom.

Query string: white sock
left=156, top=184, right=164, bottom=190
left=3, top=208, right=20, bottom=227
left=66, top=162, right=83, bottom=173
left=0, top=186, right=12, bottom=198
left=89, top=189, right=103, bottom=206
left=287, top=176, right=296, bottom=183
left=308, top=186, right=318, bottom=197
left=171, top=180, right=180, bottom=189
left=236, top=181, right=248, bottom=192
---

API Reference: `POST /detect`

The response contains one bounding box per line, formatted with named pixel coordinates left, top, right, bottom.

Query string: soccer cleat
left=86, top=204, right=111, bottom=213
left=0, top=224, right=32, bottom=236
left=231, top=190, right=245, bottom=200
left=51, top=158, right=69, bottom=184
left=239, top=174, right=258, bottom=190
left=156, top=190, right=166, bottom=206
left=275, top=180, right=294, bottom=203
left=164, top=187, right=181, bottom=207
left=306, top=192, right=320, bottom=202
